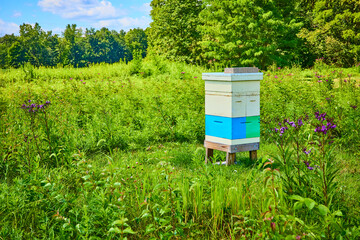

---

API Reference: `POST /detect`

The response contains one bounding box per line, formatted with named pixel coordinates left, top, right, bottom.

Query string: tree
left=298, top=0, right=360, bottom=66
left=19, top=23, right=49, bottom=67
left=125, top=28, right=148, bottom=59
left=199, top=0, right=305, bottom=69
left=7, top=41, right=26, bottom=68
left=0, top=34, right=19, bottom=68
left=63, top=24, right=86, bottom=67
left=45, top=33, right=60, bottom=67
left=112, top=30, right=130, bottom=62
left=149, top=0, right=204, bottom=63
left=84, top=27, right=129, bottom=64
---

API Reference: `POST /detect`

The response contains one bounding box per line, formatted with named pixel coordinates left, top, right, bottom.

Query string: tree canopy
left=1, top=0, right=359, bottom=69
left=0, top=24, right=147, bottom=68
left=149, top=0, right=360, bottom=68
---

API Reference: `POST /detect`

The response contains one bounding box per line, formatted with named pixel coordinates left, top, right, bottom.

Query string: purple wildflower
left=315, top=111, right=319, bottom=119
left=274, top=75, right=278, bottom=78
left=321, top=113, right=326, bottom=120
left=303, top=148, right=311, bottom=155
left=288, top=121, right=296, bottom=128
left=307, top=166, right=314, bottom=170
left=297, top=118, right=303, bottom=126
left=315, top=112, right=326, bottom=121
left=303, top=161, right=310, bottom=167
left=279, top=127, right=287, bottom=136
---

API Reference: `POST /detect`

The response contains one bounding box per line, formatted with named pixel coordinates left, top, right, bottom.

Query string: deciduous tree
left=149, top=0, right=204, bottom=63
left=298, top=0, right=360, bottom=66
left=199, top=0, right=304, bottom=69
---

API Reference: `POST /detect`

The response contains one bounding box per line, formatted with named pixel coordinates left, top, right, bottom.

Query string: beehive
left=203, top=67, right=262, bottom=152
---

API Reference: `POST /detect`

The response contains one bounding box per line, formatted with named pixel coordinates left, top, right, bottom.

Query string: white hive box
left=203, top=68, right=263, bottom=148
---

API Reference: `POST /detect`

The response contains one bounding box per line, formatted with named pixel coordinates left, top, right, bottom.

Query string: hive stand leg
left=249, top=150, right=257, bottom=161
left=226, top=152, right=236, bottom=166
left=205, top=148, right=214, bottom=164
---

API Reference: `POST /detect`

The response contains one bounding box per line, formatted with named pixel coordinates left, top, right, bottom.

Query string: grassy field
left=0, top=59, right=359, bottom=239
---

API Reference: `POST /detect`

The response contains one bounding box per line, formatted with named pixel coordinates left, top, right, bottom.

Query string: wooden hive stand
left=203, top=67, right=262, bottom=166
left=204, top=141, right=258, bottom=165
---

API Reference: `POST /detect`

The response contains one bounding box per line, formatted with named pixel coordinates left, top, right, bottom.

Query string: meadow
left=0, top=58, right=359, bottom=239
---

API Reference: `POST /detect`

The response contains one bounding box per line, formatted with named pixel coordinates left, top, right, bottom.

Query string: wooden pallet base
left=204, top=141, right=259, bottom=166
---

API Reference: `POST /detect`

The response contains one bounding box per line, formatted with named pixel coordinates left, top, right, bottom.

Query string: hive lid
left=202, top=67, right=263, bottom=81
left=224, top=67, right=259, bottom=73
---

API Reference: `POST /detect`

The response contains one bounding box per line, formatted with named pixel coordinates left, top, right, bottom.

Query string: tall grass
left=0, top=58, right=359, bottom=239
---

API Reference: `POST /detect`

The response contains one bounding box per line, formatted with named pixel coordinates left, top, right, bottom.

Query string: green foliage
left=199, top=0, right=305, bottom=69
left=149, top=0, right=204, bottom=63
left=0, top=23, right=143, bottom=69
left=148, top=0, right=360, bottom=68
left=125, top=28, right=148, bottom=59
left=22, top=62, right=37, bottom=81
left=0, top=62, right=360, bottom=239
left=85, top=27, right=130, bottom=64
left=298, top=0, right=360, bottom=67
left=7, top=40, right=26, bottom=68
left=129, top=50, right=144, bottom=75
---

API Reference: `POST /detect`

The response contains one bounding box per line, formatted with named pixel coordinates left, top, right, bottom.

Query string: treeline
left=149, top=0, right=360, bottom=68
left=1, top=0, right=359, bottom=69
left=0, top=23, right=147, bottom=68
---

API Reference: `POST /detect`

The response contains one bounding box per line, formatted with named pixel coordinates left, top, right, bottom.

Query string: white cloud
left=38, top=0, right=123, bottom=20
left=94, top=16, right=151, bottom=31
left=0, top=19, right=19, bottom=36
left=13, top=11, right=22, bottom=18
left=137, top=3, right=151, bottom=14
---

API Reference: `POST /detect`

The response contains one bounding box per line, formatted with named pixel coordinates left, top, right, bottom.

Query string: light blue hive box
left=203, top=67, right=263, bottom=165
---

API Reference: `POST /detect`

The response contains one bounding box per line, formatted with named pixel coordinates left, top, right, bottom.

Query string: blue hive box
left=203, top=68, right=263, bottom=147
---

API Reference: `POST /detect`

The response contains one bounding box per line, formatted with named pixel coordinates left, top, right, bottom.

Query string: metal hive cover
left=224, top=67, right=259, bottom=73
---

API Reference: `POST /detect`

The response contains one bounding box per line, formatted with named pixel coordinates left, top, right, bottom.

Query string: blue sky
left=0, top=0, right=152, bottom=36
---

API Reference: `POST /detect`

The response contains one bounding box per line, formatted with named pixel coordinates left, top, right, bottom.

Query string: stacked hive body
left=203, top=68, right=263, bottom=154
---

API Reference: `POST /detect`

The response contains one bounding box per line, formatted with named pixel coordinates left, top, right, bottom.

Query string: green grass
left=0, top=59, right=359, bottom=239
